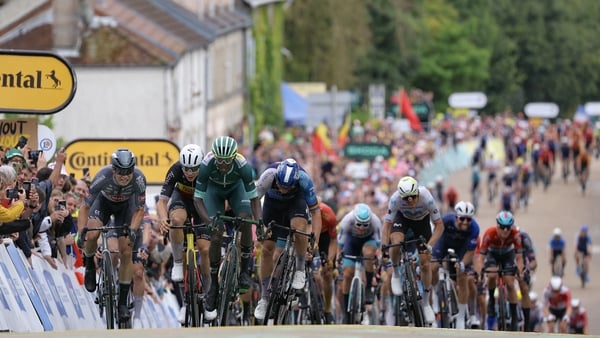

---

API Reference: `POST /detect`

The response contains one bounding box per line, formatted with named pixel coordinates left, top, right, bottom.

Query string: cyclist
left=574, top=148, right=590, bottom=193
left=549, top=227, right=566, bottom=277
left=314, top=200, right=338, bottom=324
left=382, top=176, right=444, bottom=325
left=528, top=292, right=544, bottom=332
left=568, top=298, right=588, bottom=334
left=253, top=158, right=322, bottom=322
left=517, top=227, right=537, bottom=331
left=542, top=276, right=571, bottom=333
left=574, top=224, right=591, bottom=283
left=431, top=201, right=480, bottom=329
left=337, top=203, right=382, bottom=324
left=484, top=153, right=500, bottom=203
left=193, top=136, right=262, bottom=321
left=79, top=148, right=147, bottom=323
left=156, top=144, right=208, bottom=286
left=478, top=210, right=524, bottom=332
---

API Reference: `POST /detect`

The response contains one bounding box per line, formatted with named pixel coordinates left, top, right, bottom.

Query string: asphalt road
left=445, top=155, right=599, bottom=334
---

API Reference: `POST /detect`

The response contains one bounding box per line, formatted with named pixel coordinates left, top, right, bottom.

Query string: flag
left=337, top=113, right=351, bottom=148
left=400, top=89, right=423, bottom=132
left=312, top=123, right=336, bottom=157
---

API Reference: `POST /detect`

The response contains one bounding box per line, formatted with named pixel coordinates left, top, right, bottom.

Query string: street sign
left=63, top=139, right=180, bottom=185
left=584, top=102, right=600, bottom=116
left=524, top=102, right=559, bottom=118
left=448, top=92, right=487, bottom=109
left=343, top=142, right=391, bottom=160
left=369, top=84, right=386, bottom=119
left=0, top=50, right=77, bottom=114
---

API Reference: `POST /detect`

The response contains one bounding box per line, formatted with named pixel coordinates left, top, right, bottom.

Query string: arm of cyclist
left=155, top=195, right=170, bottom=232
left=129, top=206, right=145, bottom=232
left=428, top=218, right=444, bottom=251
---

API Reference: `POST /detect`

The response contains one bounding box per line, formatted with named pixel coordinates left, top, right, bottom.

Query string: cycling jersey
left=543, top=285, right=571, bottom=311
left=549, top=237, right=566, bottom=252
left=576, top=234, right=591, bottom=256
left=479, top=226, right=523, bottom=255
left=432, top=213, right=479, bottom=260
left=159, top=161, right=195, bottom=199
left=520, top=230, right=536, bottom=264
left=384, top=186, right=441, bottom=223
left=319, top=202, right=337, bottom=237
left=255, top=162, right=318, bottom=208
left=569, top=307, right=588, bottom=333
left=86, top=166, right=146, bottom=208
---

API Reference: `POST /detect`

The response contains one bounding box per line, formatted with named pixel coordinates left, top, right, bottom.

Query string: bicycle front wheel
left=218, top=249, right=238, bottom=326
left=497, top=285, right=507, bottom=331
left=186, top=251, right=201, bottom=327
left=101, top=251, right=116, bottom=329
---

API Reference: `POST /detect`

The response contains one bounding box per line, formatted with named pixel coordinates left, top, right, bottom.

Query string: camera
left=29, top=150, right=42, bottom=166
left=6, top=188, right=19, bottom=199
left=16, top=136, right=28, bottom=149
left=22, top=181, right=31, bottom=198
left=55, top=199, right=67, bottom=211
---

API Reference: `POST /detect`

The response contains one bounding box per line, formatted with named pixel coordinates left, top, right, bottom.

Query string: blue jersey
left=256, top=162, right=319, bottom=209
left=549, top=237, right=566, bottom=251
left=432, top=212, right=480, bottom=260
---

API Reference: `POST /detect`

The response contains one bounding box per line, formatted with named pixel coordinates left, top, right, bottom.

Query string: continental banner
left=63, top=139, right=180, bottom=185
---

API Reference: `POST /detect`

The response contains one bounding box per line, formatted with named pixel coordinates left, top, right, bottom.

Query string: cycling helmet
left=211, top=136, right=237, bottom=159
left=496, top=210, right=514, bottom=227
left=353, top=203, right=372, bottom=224
left=550, top=276, right=562, bottom=291
left=454, top=201, right=475, bottom=218
left=529, top=291, right=538, bottom=302
left=111, top=148, right=136, bottom=171
left=179, top=144, right=204, bottom=168
left=553, top=227, right=562, bottom=236
left=397, top=176, right=419, bottom=198
left=581, top=224, right=589, bottom=232
left=275, top=158, right=300, bottom=189
left=571, top=298, right=581, bottom=308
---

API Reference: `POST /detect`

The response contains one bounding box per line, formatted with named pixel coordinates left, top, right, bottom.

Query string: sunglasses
left=458, top=216, right=472, bottom=222
left=215, top=158, right=233, bottom=165
left=356, top=222, right=370, bottom=227
left=115, top=168, right=133, bottom=176
left=499, top=226, right=512, bottom=231
left=182, top=165, right=200, bottom=173
left=401, top=194, right=418, bottom=201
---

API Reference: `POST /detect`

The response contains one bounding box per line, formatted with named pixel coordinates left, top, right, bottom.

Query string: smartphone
left=83, top=167, right=90, bottom=176
left=31, top=177, right=39, bottom=186
left=6, top=188, right=19, bottom=199
left=58, top=200, right=66, bottom=209
left=22, top=181, right=31, bottom=198
left=16, top=136, right=28, bottom=149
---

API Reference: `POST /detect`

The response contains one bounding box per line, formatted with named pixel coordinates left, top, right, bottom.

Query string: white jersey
left=337, top=210, right=382, bottom=243
left=384, top=186, right=441, bottom=223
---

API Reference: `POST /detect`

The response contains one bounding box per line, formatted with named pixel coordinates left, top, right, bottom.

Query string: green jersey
left=194, top=152, right=258, bottom=200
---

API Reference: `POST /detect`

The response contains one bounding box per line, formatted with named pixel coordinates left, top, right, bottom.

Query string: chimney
left=53, top=0, right=80, bottom=56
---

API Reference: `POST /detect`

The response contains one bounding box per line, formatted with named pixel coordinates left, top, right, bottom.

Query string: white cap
left=553, top=227, right=562, bottom=236
left=47, top=162, right=69, bottom=176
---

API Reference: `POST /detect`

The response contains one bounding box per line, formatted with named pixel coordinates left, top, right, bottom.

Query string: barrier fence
left=0, top=240, right=180, bottom=332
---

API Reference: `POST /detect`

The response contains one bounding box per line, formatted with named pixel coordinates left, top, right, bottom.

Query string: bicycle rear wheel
left=218, top=249, right=238, bottom=326
left=263, top=251, right=288, bottom=325
left=308, top=273, right=326, bottom=324
left=101, top=251, right=116, bottom=329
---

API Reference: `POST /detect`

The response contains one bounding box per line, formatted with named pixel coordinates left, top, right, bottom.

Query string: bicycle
left=385, top=237, right=427, bottom=328
left=296, top=258, right=327, bottom=325
left=551, top=254, right=564, bottom=278
left=168, top=219, right=207, bottom=327
left=211, top=213, right=259, bottom=326
left=342, top=254, right=378, bottom=325
left=81, top=225, right=131, bottom=330
left=431, top=248, right=459, bottom=329
left=576, top=256, right=587, bottom=288
left=262, top=221, right=313, bottom=325
left=483, top=263, right=519, bottom=331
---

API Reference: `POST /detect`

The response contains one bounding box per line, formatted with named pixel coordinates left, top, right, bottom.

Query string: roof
left=242, top=0, right=285, bottom=8
left=0, top=0, right=252, bottom=66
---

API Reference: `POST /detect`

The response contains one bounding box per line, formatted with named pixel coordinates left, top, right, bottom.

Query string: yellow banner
left=63, top=139, right=180, bottom=185
left=0, top=50, right=76, bottom=114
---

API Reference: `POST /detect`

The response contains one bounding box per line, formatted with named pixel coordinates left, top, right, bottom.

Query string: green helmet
left=211, top=136, right=238, bottom=159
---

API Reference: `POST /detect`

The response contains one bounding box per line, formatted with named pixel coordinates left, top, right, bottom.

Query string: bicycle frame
left=263, top=222, right=313, bottom=325
left=484, top=263, right=517, bottom=331
left=213, top=214, right=258, bottom=326
left=83, top=225, right=127, bottom=330
left=169, top=220, right=206, bottom=327
left=344, top=254, right=376, bottom=325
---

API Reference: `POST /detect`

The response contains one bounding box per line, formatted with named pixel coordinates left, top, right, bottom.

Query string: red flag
left=400, top=89, right=423, bottom=132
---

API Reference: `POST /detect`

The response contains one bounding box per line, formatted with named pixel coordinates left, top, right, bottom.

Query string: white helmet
left=397, top=176, right=419, bottom=198
left=550, top=276, right=562, bottom=291
left=529, top=291, right=538, bottom=302
left=455, top=201, right=475, bottom=218
left=553, top=227, right=562, bottom=236
left=571, top=298, right=581, bottom=308
left=179, top=144, right=204, bottom=168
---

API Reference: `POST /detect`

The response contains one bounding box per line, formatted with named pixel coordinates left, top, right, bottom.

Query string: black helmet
left=111, top=148, right=136, bottom=173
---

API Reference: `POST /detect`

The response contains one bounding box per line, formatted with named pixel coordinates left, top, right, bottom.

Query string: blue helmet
left=496, top=210, right=514, bottom=227
left=276, top=158, right=300, bottom=189
left=354, top=203, right=372, bottom=224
